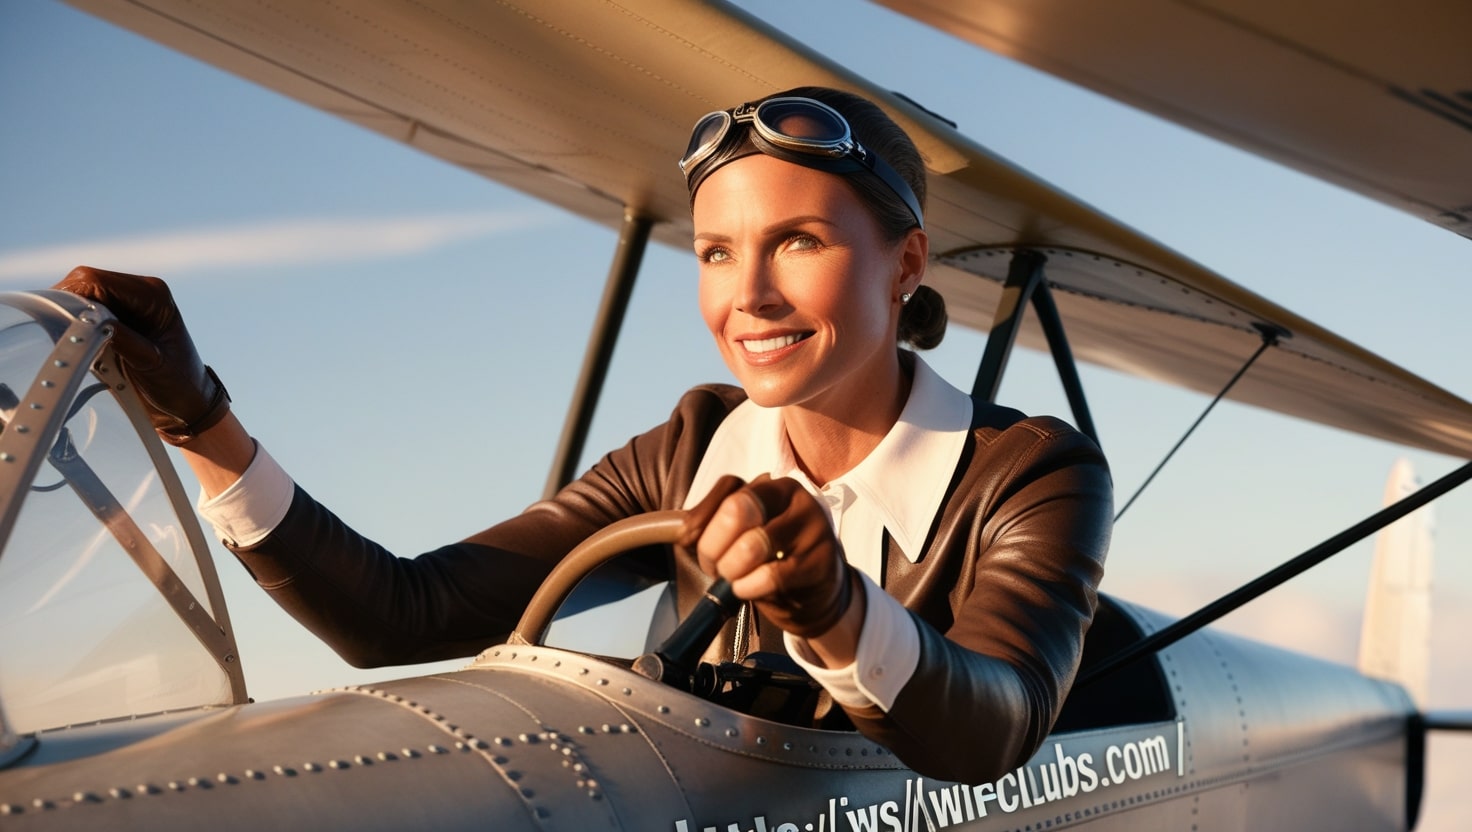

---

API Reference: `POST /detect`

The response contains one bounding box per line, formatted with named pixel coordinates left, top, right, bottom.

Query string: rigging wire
left=1114, top=323, right=1286, bottom=522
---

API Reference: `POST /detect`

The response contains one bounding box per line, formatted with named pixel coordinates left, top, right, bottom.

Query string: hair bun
left=898, top=285, right=947, bottom=350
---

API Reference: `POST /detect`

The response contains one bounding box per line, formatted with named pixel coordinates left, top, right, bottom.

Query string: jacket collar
left=685, top=354, right=972, bottom=564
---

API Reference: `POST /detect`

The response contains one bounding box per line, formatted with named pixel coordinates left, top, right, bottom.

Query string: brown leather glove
left=53, top=266, right=230, bottom=446
left=682, top=474, right=855, bottom=639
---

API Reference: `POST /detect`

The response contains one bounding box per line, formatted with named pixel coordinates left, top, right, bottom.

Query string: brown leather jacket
left=229, top=383, right=1111, bottom=783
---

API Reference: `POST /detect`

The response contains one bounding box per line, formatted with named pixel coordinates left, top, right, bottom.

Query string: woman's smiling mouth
left=740, top=332, right=813, bottom=355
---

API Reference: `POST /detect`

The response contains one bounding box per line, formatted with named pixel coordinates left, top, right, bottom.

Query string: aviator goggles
left=678, top=96, right=924, bottom=230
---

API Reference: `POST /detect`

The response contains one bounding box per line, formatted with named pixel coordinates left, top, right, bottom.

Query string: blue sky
left=4, top=0, right=1471, bottom=823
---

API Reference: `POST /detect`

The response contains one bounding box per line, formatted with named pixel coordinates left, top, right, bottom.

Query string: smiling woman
left=670, top=86, right=1112, bottom=782
left=50, top=85, right=1111, bottom=786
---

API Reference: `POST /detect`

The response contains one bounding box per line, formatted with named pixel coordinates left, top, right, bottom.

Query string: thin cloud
left=0, top=212, right=557, bottom=283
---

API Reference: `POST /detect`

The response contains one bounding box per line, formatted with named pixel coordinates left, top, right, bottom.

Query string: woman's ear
left=894, top=227, right=929, bottom=301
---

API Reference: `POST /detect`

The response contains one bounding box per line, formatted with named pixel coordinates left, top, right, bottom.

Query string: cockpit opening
left=1053, top=596, right=1176, bottom=733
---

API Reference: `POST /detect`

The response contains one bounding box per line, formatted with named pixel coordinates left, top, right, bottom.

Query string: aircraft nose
left=0, top=666, right=690, bottom=831
left=365, top=665, right=692, bottom=829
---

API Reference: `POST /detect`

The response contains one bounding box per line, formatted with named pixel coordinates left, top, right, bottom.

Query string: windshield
left=0, top=293, right=244, bottom=736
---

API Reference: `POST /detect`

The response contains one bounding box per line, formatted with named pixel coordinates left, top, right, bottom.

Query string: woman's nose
left=735, top=260, right=782, bottom=315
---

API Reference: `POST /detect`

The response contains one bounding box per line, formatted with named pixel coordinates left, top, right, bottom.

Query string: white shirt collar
left=684, top=355, right=972, bottom=570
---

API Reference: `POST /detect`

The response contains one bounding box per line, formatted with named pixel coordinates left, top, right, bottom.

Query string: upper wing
left=879, top=0, right=1472, bottom=242
left=66, top=0, right=1472, bottom=457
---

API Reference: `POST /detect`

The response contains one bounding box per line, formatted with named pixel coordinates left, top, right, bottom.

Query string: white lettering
left=1077, top=752, right=1099, bottom=793
left=997, top=772, right=1020, bottom=813
left=1124, top=742, right=1143, bottom=779
left=912, top=778, right=936, bottom=831
left=878, top=801, right=902, bottom=832
left=1107, top=745, right=1126, bottom=784
left=1177, top=721, right=1186, bottom=777
left=1140, top=735, right=1171, bottom=775
left=846, top=804, right=879, bottom=832
left=673, top=725, right=1184, bottom=831
left=974, top=782, right=996, bottom=818
left=1055, top=744, right=1081, bottom=798
left=1104, top=734, right=1173, bottom=786
left=926, top=786, right=966, bottom=825
left=1039, top=763, right=1063, bottom=802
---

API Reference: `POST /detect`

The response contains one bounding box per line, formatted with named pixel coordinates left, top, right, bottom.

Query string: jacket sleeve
left=845, top=416, right=1112, bottom=784
left=225, top=385, right=743, bottom=668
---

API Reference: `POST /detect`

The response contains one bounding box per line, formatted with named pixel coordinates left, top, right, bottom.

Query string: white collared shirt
left=683, top=355, right=973, bottom=710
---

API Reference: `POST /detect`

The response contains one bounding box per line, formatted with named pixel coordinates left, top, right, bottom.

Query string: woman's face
left=692, top=154, right=925, bottom=414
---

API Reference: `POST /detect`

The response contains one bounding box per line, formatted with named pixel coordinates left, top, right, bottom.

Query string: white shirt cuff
left=196, top=440, right=295, bottom=548
left=783, top=571, right=920, bottom=711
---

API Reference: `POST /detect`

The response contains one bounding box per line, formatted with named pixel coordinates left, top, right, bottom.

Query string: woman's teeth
left=742, top=333, right=806, bottom=354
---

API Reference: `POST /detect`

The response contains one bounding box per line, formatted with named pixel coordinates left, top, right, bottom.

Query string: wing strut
left=1077, top=457, right=1472, bottom=688
left=1030, top=279, right=1099, bottom=447
left=970, top=249, right=1101, bottom=447
left=1114, top=322, right=1287, bottom=521
left=544, top=211, right=653, bottom=499
left=972, top=249, right=1045, bottom=403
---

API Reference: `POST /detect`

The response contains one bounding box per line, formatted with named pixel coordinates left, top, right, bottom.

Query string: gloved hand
left=681, top=474, right=855, bottom=639
left=53, top=266, right=230, bottom=446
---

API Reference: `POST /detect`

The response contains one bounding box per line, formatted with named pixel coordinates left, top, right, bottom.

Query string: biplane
left=1, top=1, right=1469, bottom=829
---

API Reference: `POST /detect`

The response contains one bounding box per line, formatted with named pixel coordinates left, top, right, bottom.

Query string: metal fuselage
left=0, top=599, right=1413, bottom=831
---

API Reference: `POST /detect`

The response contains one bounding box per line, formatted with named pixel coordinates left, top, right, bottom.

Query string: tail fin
left=1357, top=457, right=1434, bottom=706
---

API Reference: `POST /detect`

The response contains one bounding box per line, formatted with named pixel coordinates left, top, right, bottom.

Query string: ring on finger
left=747, top=525, right=776, bottom=563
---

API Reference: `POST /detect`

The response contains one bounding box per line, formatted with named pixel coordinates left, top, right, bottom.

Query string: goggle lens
left=753, top=99, right=850, bottom=154
left=679, top=111, right=731, bottom=175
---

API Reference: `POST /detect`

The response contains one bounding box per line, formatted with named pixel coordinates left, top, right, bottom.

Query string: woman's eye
left=697, top=246, right=731, bottom=264
left=788, top=234, right=820, bottom=251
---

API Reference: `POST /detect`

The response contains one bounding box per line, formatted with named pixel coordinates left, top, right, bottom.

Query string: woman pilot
left=56, top=85, right=1111, bottom=784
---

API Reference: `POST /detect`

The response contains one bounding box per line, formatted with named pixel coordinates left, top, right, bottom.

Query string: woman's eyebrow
left=764, top=215, right=836, bottom=234
left=693, top=215, right=839, bottom=244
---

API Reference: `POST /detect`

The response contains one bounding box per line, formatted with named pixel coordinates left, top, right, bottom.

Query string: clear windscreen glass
left=544, top=566, right=672, bottom=660
left=0, top=306, right=231, bottom=733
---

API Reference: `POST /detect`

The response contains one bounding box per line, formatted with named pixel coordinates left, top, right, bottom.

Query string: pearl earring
left=901, top=292, right=912, bottom=305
